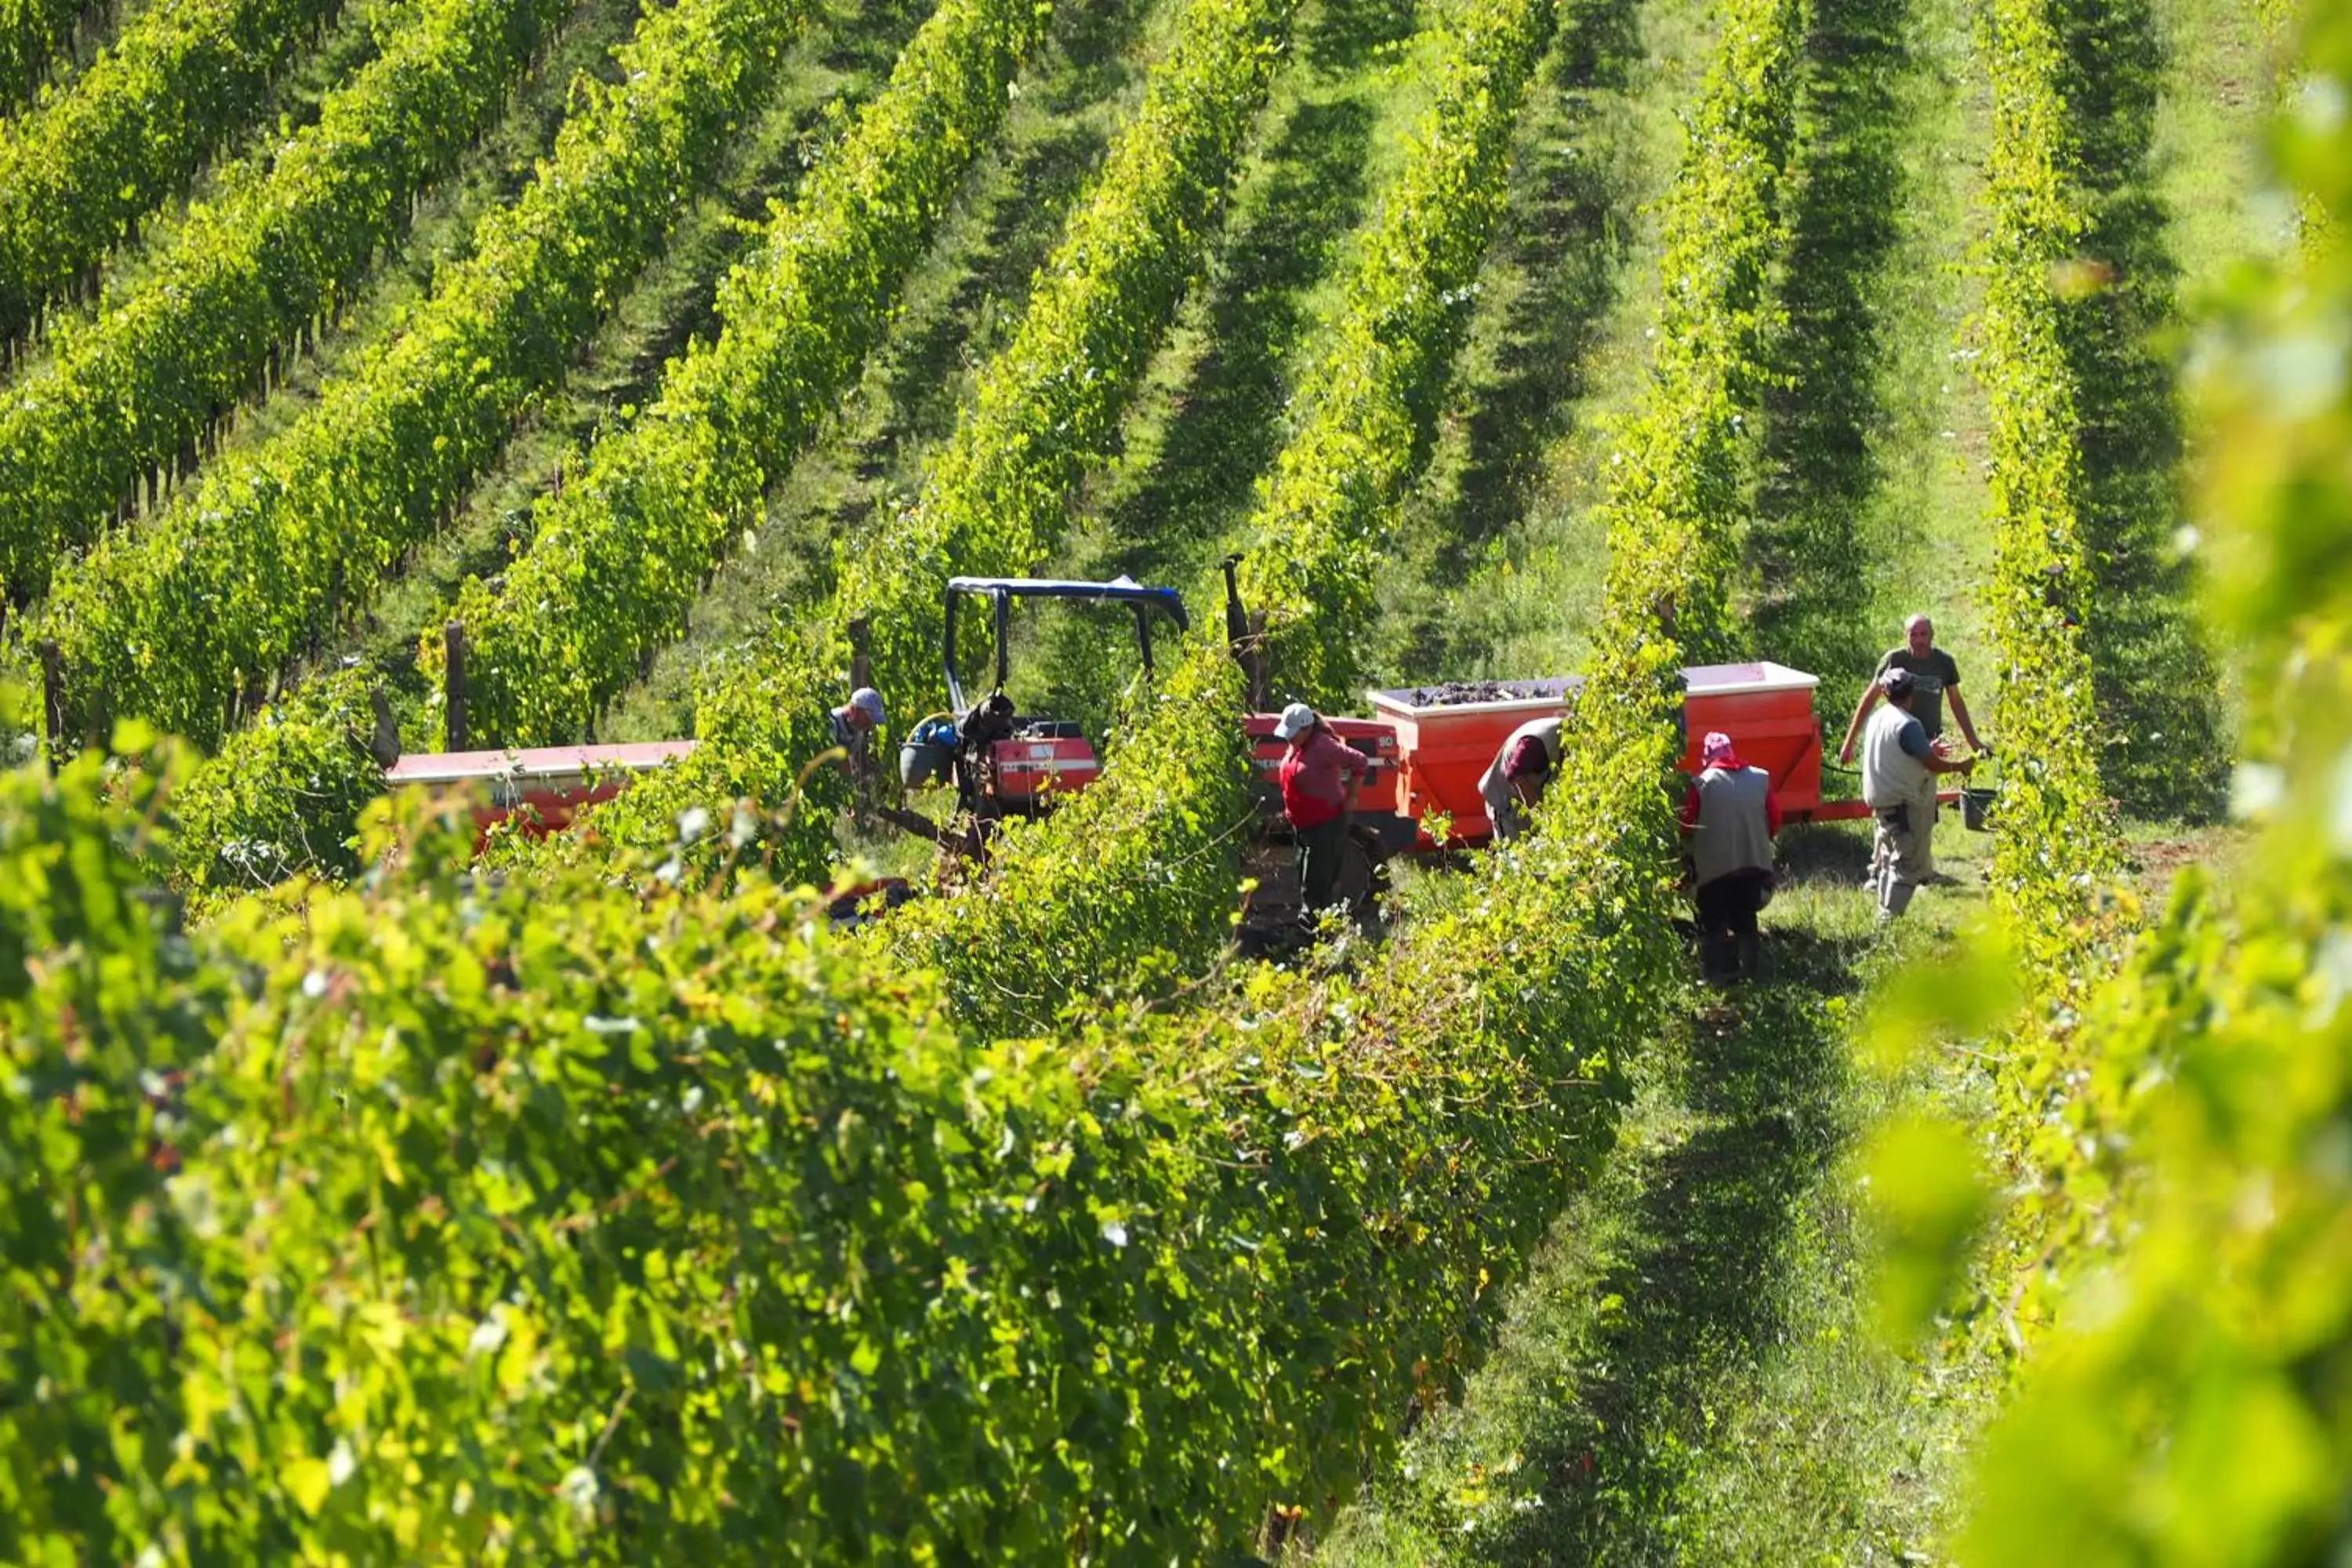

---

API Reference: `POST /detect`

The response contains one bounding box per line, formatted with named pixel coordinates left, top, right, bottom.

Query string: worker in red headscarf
left=1476, top=714, right=1564, bottom=841
left=1681, top=730, right=1780, bottom=984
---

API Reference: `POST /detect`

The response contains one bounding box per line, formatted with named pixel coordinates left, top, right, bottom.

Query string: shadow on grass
left=1745, top=0, right=1907, bottom=684
left=1378, top=0, right=1642, bottom=678
left=1461, top=959, right=1861, bottom=1563
left=2053, top=0, right=2229, bottom=823
left=1777, top=819, right=1874, bottom=886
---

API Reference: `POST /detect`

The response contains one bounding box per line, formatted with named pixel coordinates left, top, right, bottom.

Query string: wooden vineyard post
left=847, top=616, right=876, bottom=828
left=443, top=621, right=469, bottom=752
left=36, top=638, right=62, bottom=773
left=368, top=688, right=401, bottom=768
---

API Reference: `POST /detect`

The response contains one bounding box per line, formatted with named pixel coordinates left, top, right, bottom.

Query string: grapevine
left=549, top=0, right=1305, bottom=880
left=0, top=0, right=349, bottom=347
left=0, top=0, right=90, bottom=107
left=0, top=0, right=576, bottom=604
left=437, top=0, right=1065, bottom=743
left=26, top=0, right=819, bottom=751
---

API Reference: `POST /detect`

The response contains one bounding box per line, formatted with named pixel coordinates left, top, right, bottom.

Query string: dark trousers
left=1296, top=816, right=1348, bottom=914
left=1696, top=870, right=1769, bottom=980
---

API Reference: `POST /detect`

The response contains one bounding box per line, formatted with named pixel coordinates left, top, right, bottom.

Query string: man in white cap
left=828, top=686, right=886, bottom=771
left=1274, top=702, right=1368, bottom=917
left=1476, top=715, right=1564, bottom=841
left=1860, top=667, right=1974, bottom=921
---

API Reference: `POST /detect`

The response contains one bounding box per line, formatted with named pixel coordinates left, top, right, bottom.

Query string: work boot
left=1737, top=932, right=1764, bottom=982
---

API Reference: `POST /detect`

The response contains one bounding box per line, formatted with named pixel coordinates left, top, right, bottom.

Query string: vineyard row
left=0, top=0, right=576, bottom=604
left=20, top=0, right=818, bottom=759
left=0, top=0, right=349, bottom=347
left=1955, top=2, right=2352, bottom=1556
left=1965, top=0, right=2138, bottom=1364
left=539, top=0, right=1308, bottom=883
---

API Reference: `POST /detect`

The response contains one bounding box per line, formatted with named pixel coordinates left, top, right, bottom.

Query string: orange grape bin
left=1367, top=660, right=1858, bottom=848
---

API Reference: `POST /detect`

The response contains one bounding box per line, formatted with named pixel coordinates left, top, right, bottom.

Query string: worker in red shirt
left=1273, top=702, right=1368, bottom=920
left=1680, top=730, right=1781, bottom=984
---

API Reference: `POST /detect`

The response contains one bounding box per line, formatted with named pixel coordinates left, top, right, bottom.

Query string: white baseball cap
left=1273, top=701, right=1316, bottom=740
left=849, top=687, right=886, bottom=726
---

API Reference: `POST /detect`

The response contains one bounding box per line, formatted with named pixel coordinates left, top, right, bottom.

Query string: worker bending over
left=1860, top=668, right=1975, bottom=921
left=1477, top=714, right=1564, bottom=840
left=1837, top=615, right=1987, bottom=880
left=1274, top=702, right=1368, bottom=920
left=1681, top=731, right=1780, bottom=984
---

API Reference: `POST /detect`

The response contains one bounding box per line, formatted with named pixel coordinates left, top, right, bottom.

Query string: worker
left=1477, top=714, right=1564, bottom=840
left=1837, top=615, right=1987, bottom=880
left=1682, top=731, right=1780, bottom=984
left=828, top=686, right=887, bottom=770
left=1860, top=668, right=1975, bottom=921
left=1273, top=702, right=1368, bottom=920
left=1838, top=615, right=1987, bottom=757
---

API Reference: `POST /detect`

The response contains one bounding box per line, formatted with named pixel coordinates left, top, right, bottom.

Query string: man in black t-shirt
left=1836, top=614, right=1987, bottom=763
left=1836, top=616, right=1987, bottom=883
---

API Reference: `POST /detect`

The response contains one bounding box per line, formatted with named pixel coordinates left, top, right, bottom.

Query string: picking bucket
left=899, top=715, right=957, bottom=789
left=1962, top=782, right=1996, bottom=832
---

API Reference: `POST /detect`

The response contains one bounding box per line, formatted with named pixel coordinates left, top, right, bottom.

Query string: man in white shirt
left=1860, top=669, right=1974, bottom=920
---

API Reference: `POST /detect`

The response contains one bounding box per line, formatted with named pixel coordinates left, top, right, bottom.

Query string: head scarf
left=1504, top=734, right=1554, bottom=780
left=1700, top=730, right=1745, bottom=771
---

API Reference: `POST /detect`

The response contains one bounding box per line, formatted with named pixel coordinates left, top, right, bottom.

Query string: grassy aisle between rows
left=1308, top=0, right=2005, bottom=1551
left=1369, top=0, right=1711, bottom=682
left=1312, top=828, right=1994, bottom=1563
left=1367, top=0, right=1653, bottom=684
left=1032, top=0, right=1424, bottom=655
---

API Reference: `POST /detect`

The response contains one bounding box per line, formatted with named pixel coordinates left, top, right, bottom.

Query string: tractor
left=892, top=574, right=1406, bottom=938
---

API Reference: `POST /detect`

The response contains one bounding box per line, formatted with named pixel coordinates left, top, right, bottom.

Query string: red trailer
left=1361, top=659, right=1945, bottom=848
left=383, top=741, right=697, bottom=840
